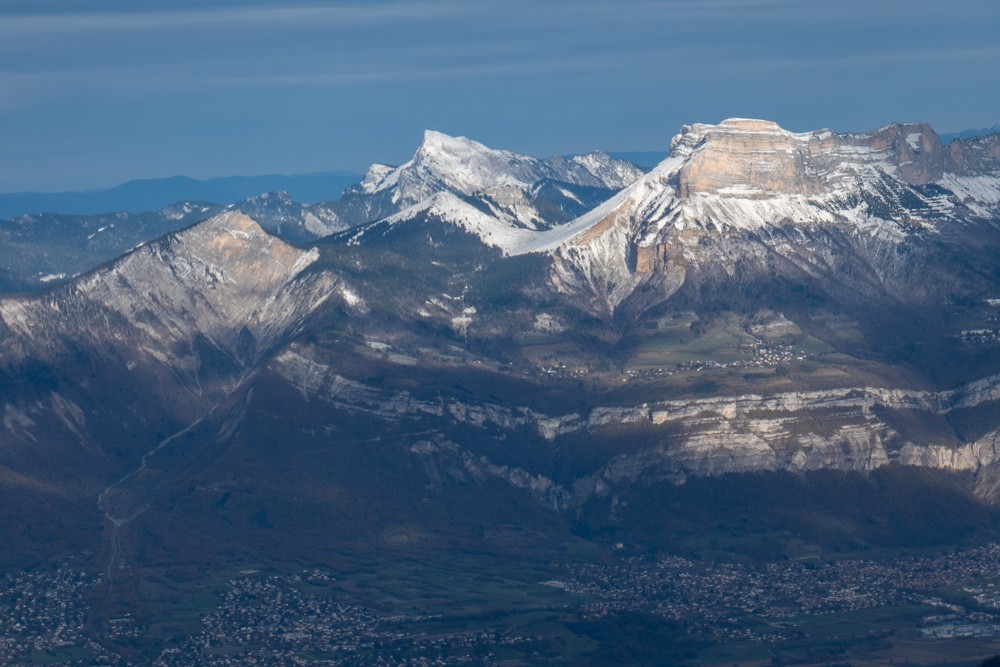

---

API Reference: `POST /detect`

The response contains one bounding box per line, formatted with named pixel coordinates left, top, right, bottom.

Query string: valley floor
left=6, top=544, right=1000, bottom=665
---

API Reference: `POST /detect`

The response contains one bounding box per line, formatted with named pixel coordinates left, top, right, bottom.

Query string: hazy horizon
left=2, top=0, right=998, bottom=192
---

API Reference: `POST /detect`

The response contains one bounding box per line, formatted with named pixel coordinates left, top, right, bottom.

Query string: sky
left=1, top=0, right=998, bottom=192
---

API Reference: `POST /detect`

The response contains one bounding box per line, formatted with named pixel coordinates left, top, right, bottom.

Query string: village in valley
left=6, top=544, right=1000, bottom=665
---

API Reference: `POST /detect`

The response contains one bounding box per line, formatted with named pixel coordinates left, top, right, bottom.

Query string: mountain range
left=3, top=117, right=1000, bottom=586
left=0, top=137, right=644, bottom=291
left=941, top=122, right=1000, bottom=144
left=0, top=171, right=363, bottom=221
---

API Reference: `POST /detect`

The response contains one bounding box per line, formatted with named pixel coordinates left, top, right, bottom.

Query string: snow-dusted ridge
left=508, top=156, right=689, bottom=255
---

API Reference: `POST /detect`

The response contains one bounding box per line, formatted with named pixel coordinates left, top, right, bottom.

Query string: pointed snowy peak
left=358, top=129, right=647, bottom=200
left=409, top=129, right=550, bottom=193
left=352, top=129, right=534, bottom=202
left=414, top=129, right=495, bottom=161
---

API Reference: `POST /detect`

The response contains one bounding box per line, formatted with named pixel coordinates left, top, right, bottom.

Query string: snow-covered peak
left=354, top=130, right=539, bottom=205
left=328, top=118, right=1000, bottom=318
left=415, top=130, right=495, bottom=162
left=345, top=119, right=1000, bottom=265
left=384, top=131, right=648, bottom=198
left=498, top=118, right=1000, bottom=313
left=411, top=130, right=540, bottom=192
left=338, top=131, right=646, bottom=231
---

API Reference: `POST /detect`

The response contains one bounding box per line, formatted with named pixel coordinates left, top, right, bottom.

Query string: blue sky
left=1, top=0, right=998, bottom=191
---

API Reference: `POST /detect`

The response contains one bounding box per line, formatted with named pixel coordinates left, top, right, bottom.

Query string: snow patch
left=939, top=174, right=1000, bottom=218
left=347, top=192, right=536, bottom=255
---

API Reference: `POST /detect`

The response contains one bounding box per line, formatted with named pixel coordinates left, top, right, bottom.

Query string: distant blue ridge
left=940, top=124, right=1000, bottom=145
left=0, top=171, right=362, bottom=220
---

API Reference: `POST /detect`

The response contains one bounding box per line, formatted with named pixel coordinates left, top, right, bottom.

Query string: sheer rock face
left=672, top=119, right=948, bottom=197
left=949, top=133, right=1000, bottom=175
left=675, top=119, right=818, bottom=198
left=272, top=345, right=1000, bottom=507
left=859, top=122, right=948, bottom=185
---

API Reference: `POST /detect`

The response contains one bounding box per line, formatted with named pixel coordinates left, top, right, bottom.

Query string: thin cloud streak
left=0, top=49, right=629, bottom=101
left=0, top=2, right=469, bottom=34
left=208, top=57, right=626, bottom=88
left=699, top=46, right=1000, bottom=73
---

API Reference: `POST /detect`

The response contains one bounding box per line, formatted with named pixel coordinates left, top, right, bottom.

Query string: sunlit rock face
left=538, top=118, right=1000, bottom=315
left=0, top=212, right=338, bottom=368
left=949, top=132, right=1000, bottom=175
left=0, top=212, right=349, bottom=511
left=269, top=343, right=1000, bottom=503
left=672, top=118, right=947, bottom=198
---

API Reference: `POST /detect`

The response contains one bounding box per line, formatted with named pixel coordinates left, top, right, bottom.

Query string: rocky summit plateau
left=4, top=117, right=1000, bottom=661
